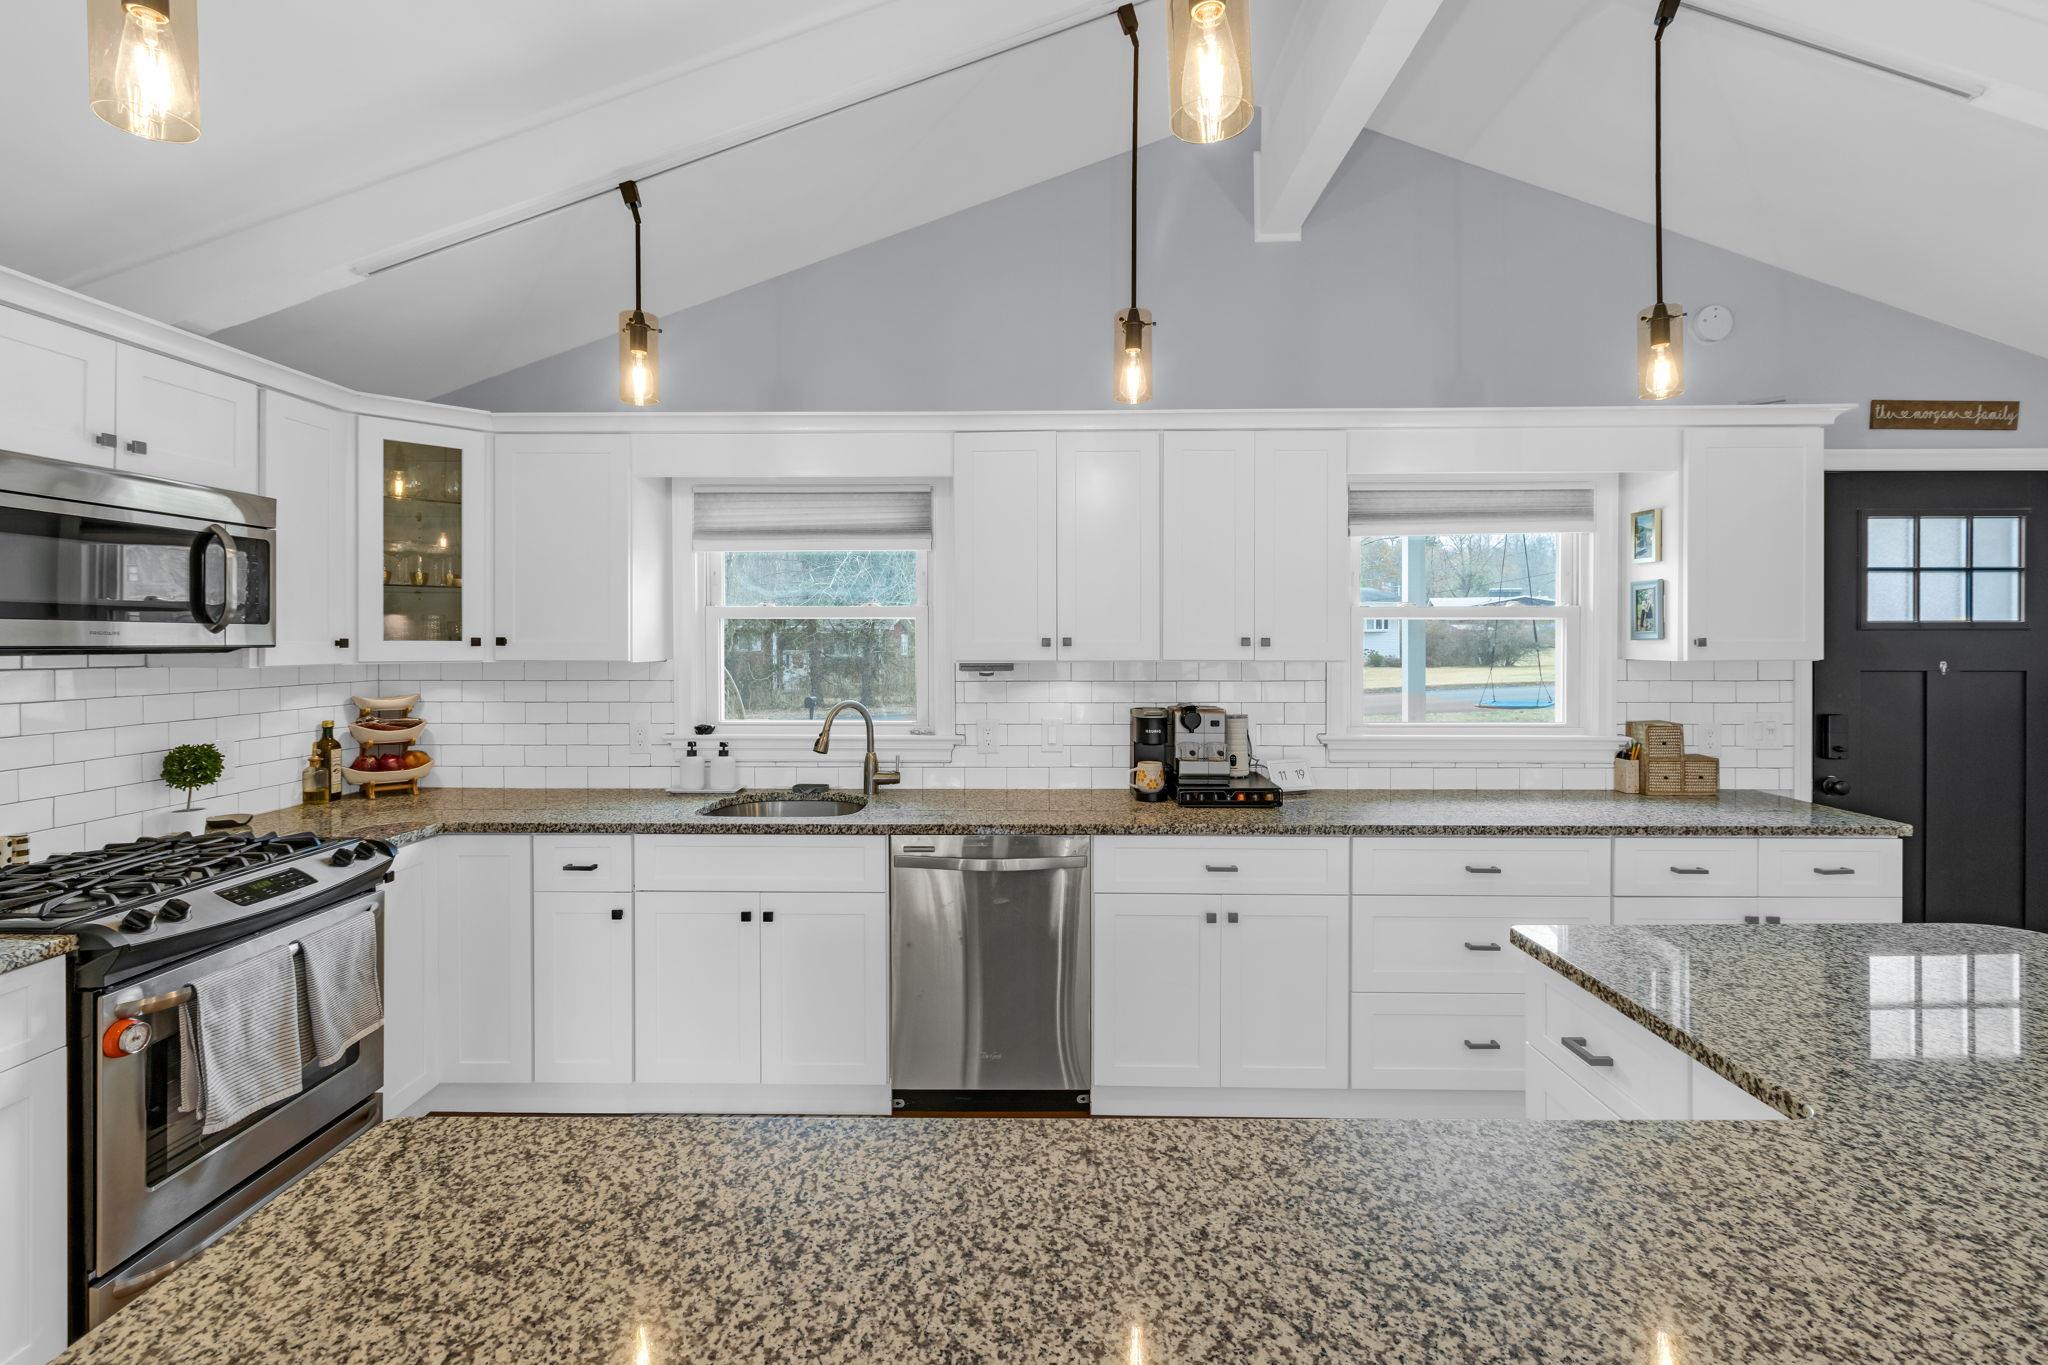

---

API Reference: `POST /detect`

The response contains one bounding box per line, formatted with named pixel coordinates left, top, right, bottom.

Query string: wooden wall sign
left=1869, top=400, right=2020, bottom=431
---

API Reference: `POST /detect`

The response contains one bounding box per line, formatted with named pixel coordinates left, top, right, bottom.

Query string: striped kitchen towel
left=177, top=946, right=304, bottom=1136
left=298, top=910, right=383, bottom=1065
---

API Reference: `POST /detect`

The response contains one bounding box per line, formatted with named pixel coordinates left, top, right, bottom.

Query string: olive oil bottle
left=312, top=721, right=345, bottom=802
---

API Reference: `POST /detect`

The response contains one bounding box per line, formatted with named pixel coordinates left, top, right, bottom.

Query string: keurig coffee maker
left=1129, top=706, right=1172, bottom=801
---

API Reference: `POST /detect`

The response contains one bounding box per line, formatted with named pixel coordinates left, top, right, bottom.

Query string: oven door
left=0, top=489, right=274, bottom=652
left=88, top=891, right=384, bottom=1279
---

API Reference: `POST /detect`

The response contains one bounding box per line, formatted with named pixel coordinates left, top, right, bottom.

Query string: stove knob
left=158, top=898, right=192, bottom=922
left=120, top=908, right=157, bottom=933
left=327, top=846, right=357, bottom=866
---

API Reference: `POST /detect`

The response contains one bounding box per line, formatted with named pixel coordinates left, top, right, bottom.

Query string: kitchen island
left=55, top=918, right=2048, bottom=1363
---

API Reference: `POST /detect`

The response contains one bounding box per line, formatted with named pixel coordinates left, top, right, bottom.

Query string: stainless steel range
left=0, top=829, right=395, bottom=1335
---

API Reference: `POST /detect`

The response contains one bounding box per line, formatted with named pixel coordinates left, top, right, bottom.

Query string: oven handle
left=118, top=941, right=302, bottom=1020
left=105, top=1256, right=185, bottom=1300
left=189, top=522, right=237, bottom=633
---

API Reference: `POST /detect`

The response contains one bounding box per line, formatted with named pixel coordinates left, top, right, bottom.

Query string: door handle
left=893, top=855, right=1088, bottom=873
left=495, top=636, right=508, bottom=647
left=95, top=431, right=118, bottom=448
left=469, top=637, right=482, bottom=646
left=1239, top=636, right=1251, bottom=647
left=1815, top=775, right=1851, bottom=797
left=1745, top=914, right=1782, bottom=925
left=1061, top=636, right=1072, bottom=647
left=1463, top=941, right=1503, bottom=952
left=610, top=908, right=624, bottom=921
left=334, top=637, right=350, bottom=649
left=1041, top=637, right=1052, bottom=648
left=1559, top=1036, right=1614, bottom=1067
left=189, top=523, right=236, bottom=634
left=1260, top=636, right=1271, bottom=647
left=1462, top=1039, right=1502, bottom=1051
left=1204, top=911, right=1217, bottom=924
left=762, top=910, right=775, bottom=923
left=740, top=910, right=752, bottom=922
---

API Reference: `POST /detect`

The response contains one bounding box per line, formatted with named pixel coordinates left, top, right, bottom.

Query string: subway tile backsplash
left=0, top=652, right=1793, bottom=855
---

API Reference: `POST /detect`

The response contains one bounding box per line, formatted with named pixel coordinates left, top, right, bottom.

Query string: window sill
left=1321, top=731, right=1622, bottom=766
left=677, top=729, right=963, bottom=764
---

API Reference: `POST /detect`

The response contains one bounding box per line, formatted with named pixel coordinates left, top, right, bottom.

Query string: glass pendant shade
left=1637, top=302, right=1686, bottom=401
left=88, top=0, right=201, bottom=143
left=1169, top=0, right=1253, bottom=144
left=618, top=310, right=662, bottom=407
left=1113, top=307, right=1154, bottom=405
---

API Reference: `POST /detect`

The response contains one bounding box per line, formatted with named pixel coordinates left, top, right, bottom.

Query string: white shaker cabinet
left=1217, top=895, right=1349, bottom=1089
left=1162, top=431, right=1257, bottom=659
left=1094, top=893, right=1220, bottom=1088
left=0, top=304, right=118, bottom=466
left=0, top=959, right=67, bottom=1365
left=380, top=841, right=436, bottom=1116
left=532, top=893, right=636, bottom=1084
left=433, top=836, right=532, bottom=1084
left=262, top=391, right=357, bottom=665
left=1056, top=431, right=1160, bottom=661
left=113, top=346, right=261, bottom=492
left=357, top=417, right=494, bottom=662
left=1250, top=431, right=1347, bottom=661
left=634, top=892, right=763, bottom=1085
left=1675, top=428, right=1824, bottom=661
left=952, top=432, right=1059, bottom=660
left=758, top=893, right=890, bottom=1087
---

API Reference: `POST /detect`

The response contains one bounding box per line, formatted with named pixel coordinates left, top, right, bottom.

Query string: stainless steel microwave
left=0, top=449, right=276, bottom=652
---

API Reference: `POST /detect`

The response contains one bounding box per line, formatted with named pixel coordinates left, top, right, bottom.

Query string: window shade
left=1347, top=485, right=1597, bottom=535
left=694, top=486, right=933, bottom=548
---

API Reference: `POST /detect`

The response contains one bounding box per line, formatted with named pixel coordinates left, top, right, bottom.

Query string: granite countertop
left=0, top=934, right=73, bottom=976
left=245, top=784, right=1910, bottom=845
left=58, top=923, right=2048, bottom=1362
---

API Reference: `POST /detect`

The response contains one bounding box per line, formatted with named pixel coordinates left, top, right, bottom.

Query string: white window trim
left=1322, top=476, right=1621, bottom=765
left=672, top=481, right=961, bottom=764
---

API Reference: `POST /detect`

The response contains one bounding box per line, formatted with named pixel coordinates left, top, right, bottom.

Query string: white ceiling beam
left=1252, top=0, right=1448, bottom=241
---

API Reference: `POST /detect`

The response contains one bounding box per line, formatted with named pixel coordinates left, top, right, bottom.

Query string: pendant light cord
left=1120, top=4, right=1140, bottom=312
left=619, top=180, right=645, bottom=318
left=1653, top=0, right=1680, bottom=306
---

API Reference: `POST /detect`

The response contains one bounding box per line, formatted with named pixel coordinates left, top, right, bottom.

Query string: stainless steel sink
left=698, top=795, right=869, bottom=818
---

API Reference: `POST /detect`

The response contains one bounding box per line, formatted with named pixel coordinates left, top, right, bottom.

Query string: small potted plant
left=159, top=742, right=225, bottom=835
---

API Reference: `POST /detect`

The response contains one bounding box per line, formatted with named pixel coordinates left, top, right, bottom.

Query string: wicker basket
left=1625, top=720, right=1685, bottom=758
left=1613, top=757, right=1643, bottom=794
left=1682, top=753, right=1720, bottom=795
left=1642, top=757, right=1687, bottom=796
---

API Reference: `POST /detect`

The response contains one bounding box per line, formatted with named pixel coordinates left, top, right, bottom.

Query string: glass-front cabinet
left=356, top=418, right=491, bottom=660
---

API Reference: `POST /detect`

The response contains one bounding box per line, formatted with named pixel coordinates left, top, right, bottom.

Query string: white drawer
left=1757, top=838, right=1902, bottom=897
left=1613, top=897, right=1902, bottom=926
left=532, top=835, right=634, bottom=892
left=1527, top=971, right=1690, bottom=1119
left=1349, top=992, right=1526, bottom=1091
left=1612, top=838, right=1757, bottom=897
left=635, top=836, right=887, bottom=893
left=1353, top=838, right=1610, bottom=897
left=1093, top=838, right=1349, bottom=896
left=1350, top=896, right=1609, bottom=994
left=0, top=958, right=65, bottom=1072
left=1524, top=1045, right=1626, bottom=1120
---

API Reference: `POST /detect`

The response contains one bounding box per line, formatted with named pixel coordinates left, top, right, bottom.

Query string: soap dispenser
left=707, top=740, right=738, bottom=792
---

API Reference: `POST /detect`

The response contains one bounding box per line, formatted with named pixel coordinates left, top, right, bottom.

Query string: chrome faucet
left=812, top=700, right=900, bottom=796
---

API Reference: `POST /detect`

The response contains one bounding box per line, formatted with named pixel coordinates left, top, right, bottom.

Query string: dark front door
left=1817, top=472, right=2048, bottom=932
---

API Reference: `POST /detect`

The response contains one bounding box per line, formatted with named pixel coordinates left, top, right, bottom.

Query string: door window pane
left=1861, top=512, right=2026, bottom=625
left=1974, top=516, right=2023, bottom=567
left=1866, top=518, right=1916, bottom=568
left=1866, top=572, right=1914, bottom=622
left=1920, top=571, right=1967, bottom=621
left=1920, top=517, right=1968, bottom=567
left=1974, top=571, right=2022, bottom=622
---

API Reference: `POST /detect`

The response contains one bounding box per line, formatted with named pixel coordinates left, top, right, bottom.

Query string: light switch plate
left=1040, top=719, right=1064, bottom=752
left=1719, top=721, right=1745, bottom=751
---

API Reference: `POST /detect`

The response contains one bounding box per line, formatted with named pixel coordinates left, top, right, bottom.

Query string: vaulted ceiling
left=1, top=0, right=2045, bottom=402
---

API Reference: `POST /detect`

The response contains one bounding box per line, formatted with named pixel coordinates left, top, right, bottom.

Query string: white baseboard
left=1091, top=1086, right=1523, bottom=1119
left=411, top=1082, right=893, bottom=1116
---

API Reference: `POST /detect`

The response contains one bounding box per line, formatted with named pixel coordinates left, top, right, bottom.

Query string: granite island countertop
left=243, top=784, right=1910, bottom=845
left=56, top=922, right=2048, bottom=1363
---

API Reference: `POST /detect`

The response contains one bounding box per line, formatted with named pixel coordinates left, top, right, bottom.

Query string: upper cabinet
left=0, top=306, right=257, bottom=491
left=357, top=418, right=493, bottom=661
left=1058, top=431, right=1161, bottom=661
left=493, top=434, right=668, bottom=662
left=1664, top=428, right=1825, bottom=661
left=262, top=392, right=356, bottom=666
left=1162, top=431, right=1345, bottom=661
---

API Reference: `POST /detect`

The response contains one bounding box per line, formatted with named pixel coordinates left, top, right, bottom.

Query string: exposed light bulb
left=390, top=471, right=405, bottom=499
left=1192, top=7, right=1230, bottom=141
left=628, top=351, right=652, bottom=405
left=1637, top=302, right=1686, bottom=401
left=1645, top=345, right=1679, bottom=400
left=1120, top=352, right=1145, bottom=404
left=1113, top=307, right=1153, bottom=405
left=618, top=309, right=662, bottom=407
left=1170, top=0, right=1252, bottom=144
left=89, top=0, right=201, bottom=143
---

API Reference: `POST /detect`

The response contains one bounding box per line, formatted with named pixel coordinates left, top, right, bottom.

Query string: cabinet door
left=758, top=893, right=888, bottom=1087
left=1093, top=893, right=1220, bottom=1088
left=0, top=305, right=117, bottom=466
left=0, top=1051, right=67, bottom=1365
left=1253, top=431, right=1346, bottom=660
left=1218, top=895, right=1348, bottom=1089
left=1161, top=433, right=1255, bottom=659
left=358, top=418, right=493, bottom=661
left=1679, top=429, right=1823, bottom=660
left=635, top=892, right=762, bottom=1084
left=262, top=391, right=356, bottom=665
left=494, top=434, right=631, bottom=660
left=380, top=843, right=435, bottom=1114
left=434, top=837, right=532, bottom=1084
left=533, top=893, right=636, bottom=1083
left=114, top=344, right=259, bottom=491
left=953, top=433, right=1057, bottom=660
left=1058, top=431, right=1161, bottom=660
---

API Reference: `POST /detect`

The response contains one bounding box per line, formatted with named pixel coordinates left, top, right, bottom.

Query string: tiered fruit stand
left=344, top=692, right=433, bottom=799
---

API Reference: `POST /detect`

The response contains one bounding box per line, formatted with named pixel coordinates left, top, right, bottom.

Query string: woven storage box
left=1625, top=720, right=1685, bottom=758
left=1681, top=753, right=1720, bottom=795
left=1613, top=758, right=1643, bottom=794
left=1642, top=757, right=1687, bottom=797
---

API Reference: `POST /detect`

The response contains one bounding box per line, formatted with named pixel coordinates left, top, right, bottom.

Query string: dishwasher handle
left=893, top=854, right=1090, bottom=873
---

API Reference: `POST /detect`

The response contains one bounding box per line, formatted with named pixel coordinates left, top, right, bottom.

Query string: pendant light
left=1637, top=0, right=1685, bottom=401
left=616, top=180, right=662, bottom=408
left=87, top=0, right=201, bottom=143
left=1169, top=0, right=1253, bottom=144
left=1113, top=5, right=1154, bottom=406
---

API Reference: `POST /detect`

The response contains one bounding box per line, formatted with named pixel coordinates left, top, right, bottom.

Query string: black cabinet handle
left=1669, top=866, right=1710, bottom=875
left=95, top=432, right=118, bottom=448
left=469, top=637, right=481, bottom=646
left=1239, top=636, right=1251, bottom=647
left=495, top=636, right=507, bottom=647
left=1464, top=865, right=1503, bottom=875
left=1813, top=867, right=1855, bottom=876
left=562, top=863, right=599, bottom=872
left=1041, top=637, right=1052, bottom=648
left=1560, top=1036, right=1614, bottom=1067
left=1745, top=914, right=1783, bottom=926
left=763, top=910, right=775, bottom=923
left=126, top=439, right=147, bottom=454
left=1260, top=636, right=1271, bottom=647
left=1226, top=911, right=1239, bottom=924
left=1204, top=864, right=1239, bottom=873
left=1463, top=1039, right=1502, bottom=1051
left=610, top=907, right=624, bottom=921
left=740, top=910, right=752, bottom=922
left=333, top=637, right=350, bottom=648
left=1061, top=636, right=1072, bottom=647
left=1463, top=941, right=1503, bottom=952
left=1204, top=911, right=1217, bottom=924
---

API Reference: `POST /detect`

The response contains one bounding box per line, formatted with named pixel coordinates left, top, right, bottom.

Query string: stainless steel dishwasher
left=890, top=835, right=1091, bottom=1112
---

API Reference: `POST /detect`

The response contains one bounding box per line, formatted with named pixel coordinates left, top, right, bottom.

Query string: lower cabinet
left=1094, top=893, right=1348, bottom=1091
left=533, top=893, right=635, bottom=1084
left=0, top=961, right=66, bottom=1365
left=635, top=892, right=761, bottom=1085
left=380, top=842, right=435, bottom=1114
left=433, top=836, right=534, bottom=1085
left=759, top=893, right=890, bottom=1087
left=1612, top=897, right=1901, bottom=926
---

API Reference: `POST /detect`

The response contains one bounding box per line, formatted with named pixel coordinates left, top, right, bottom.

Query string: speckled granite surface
left=0, top=934, right=71, bottom=976
left=246, top=784, right=1909, bottom=844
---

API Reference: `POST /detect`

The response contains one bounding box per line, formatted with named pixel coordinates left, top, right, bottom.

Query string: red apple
left=351, top=754, right=377, bottom=772
left=377, top=753, right=406, bottom=772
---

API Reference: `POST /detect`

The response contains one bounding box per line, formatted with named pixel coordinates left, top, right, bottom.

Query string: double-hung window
left=1347, top=485, right=1596, bottom=730
left=695, top=486, right=933, bottom=732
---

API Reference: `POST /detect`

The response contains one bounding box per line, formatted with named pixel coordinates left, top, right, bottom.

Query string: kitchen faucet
left=812, top=700, right=900, bottom=796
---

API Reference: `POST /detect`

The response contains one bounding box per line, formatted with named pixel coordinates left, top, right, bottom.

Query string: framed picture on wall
left=1631, top=579, right=1666, bottom=640
left=1631, top=508, right=1662, bottom=563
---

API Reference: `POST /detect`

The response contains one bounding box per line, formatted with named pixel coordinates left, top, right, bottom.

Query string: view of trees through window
left=717, top=551, right=920, bottom=722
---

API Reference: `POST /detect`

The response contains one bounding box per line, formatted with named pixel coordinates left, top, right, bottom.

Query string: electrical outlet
left=1694, top=725, right=1718, bottom=756
left=1040, top=719, right=1065, bottom=752
left=975, top=721, right=1001, bottom=756
left=630, top=721, right=652, bottom=753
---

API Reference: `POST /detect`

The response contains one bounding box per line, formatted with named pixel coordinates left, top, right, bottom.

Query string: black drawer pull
left=1464, top=865, right=1503, bottom=874
left=1204, top=911, right=1217, bottom=924
left=1226, top=911, right=1239, bottom=924
left=610, top=907, right=624, bottom=921
left=1813, top=867, right=1855, bottom=876
left=1744, top=914, right=1784, bottom=926
left=763, top=910, right=775, bottom=923
left=1204, top=864, right=1239, bottom=873
left=1463, top=1039, right=1502, bottom=1051
left=562, top=863, right=599, bottom=872
left=1463, top=941, right=1503, bottom=952
left=1669, top=866, right=1711, bottom=875
left=740, top=911, right=752, bottom=922
left=1560, top=1036, right=1614, bottom=1068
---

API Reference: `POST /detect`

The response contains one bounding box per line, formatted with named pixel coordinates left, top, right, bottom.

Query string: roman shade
left=693, top=486, right=933, bottom=549
left=1347, top=485, right=1598, bottom=536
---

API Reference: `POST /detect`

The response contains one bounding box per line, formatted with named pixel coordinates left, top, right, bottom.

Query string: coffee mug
left=1129, top=760, right=1166, bottom=792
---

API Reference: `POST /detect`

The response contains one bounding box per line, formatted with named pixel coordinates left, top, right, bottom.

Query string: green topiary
left=161, top=743, right=225, bottom=812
